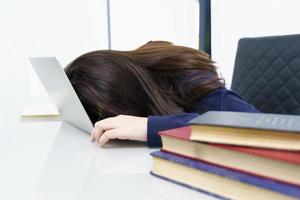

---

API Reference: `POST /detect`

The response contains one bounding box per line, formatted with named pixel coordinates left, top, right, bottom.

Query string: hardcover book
left=187, top=111, right=300, bottom=150
left=151, top=151, right=300, bottom=200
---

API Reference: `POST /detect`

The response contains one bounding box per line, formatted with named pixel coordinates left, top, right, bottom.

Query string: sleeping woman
left=65, top=41, right=259, bottom=147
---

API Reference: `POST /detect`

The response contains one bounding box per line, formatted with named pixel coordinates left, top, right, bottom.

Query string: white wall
left=211, top=0, right=300, bottom=87
left=0, top=0, right=109, bottom=98
left=110, top=0, right=199, bottom=50
left=1, top=0, right=108, bottom=67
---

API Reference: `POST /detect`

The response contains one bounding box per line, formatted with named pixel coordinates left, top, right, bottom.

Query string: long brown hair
left=65, top=41, right=224, bottom=124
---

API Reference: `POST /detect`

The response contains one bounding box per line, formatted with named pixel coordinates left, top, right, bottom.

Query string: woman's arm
left=146, top=89, right=261, bottom=147
left=90, top=89, right=260, bottom=147
left=147, top=113, right=198, bottom=147
left=89, top=113, right=199, bottom=147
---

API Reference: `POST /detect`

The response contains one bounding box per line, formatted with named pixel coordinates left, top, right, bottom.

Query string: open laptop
left=29, top=57, right=93, bottom=134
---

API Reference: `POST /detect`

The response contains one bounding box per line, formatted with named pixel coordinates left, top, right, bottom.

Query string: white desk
left=0, top=66, right=217, bottom=200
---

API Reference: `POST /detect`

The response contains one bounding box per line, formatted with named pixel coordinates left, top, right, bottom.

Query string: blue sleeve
left=221, top=91, right=261, bottom=113
left=147, top=113, right=198, bottom=148
left=146, top=89, right=260, bottom=148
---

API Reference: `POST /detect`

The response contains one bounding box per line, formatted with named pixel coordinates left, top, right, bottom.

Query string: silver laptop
left=29, top=57, right=93, bottom=134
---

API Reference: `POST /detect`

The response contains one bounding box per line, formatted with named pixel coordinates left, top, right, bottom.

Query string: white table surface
left=0, top=65, right=217, bottom=200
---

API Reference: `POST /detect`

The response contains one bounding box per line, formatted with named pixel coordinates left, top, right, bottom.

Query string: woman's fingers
left=98, top=129, right=119, bottom=146
left=90, top=128, right=96, bottom=142
left=94, top=127, right=104, bottom=145
left=90, top=115, right=147, bottom=147
left=92, top=117, right=118, bottom=144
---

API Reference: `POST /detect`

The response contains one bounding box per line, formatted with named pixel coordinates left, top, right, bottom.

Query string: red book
left=159, top=126, right=300, bottom=186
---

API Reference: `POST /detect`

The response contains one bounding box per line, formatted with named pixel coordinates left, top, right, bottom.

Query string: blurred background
left=1, top=0, right=300, bottom=99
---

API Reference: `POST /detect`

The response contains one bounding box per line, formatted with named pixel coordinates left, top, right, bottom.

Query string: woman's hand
left=90, top=115, right=148, bottom=147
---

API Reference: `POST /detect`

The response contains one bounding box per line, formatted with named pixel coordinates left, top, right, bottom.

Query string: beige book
left=21, top=101, right=60, bottom=118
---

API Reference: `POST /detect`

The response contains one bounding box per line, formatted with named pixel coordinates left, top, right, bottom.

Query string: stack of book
left=150, top=111, right=300, bottom=200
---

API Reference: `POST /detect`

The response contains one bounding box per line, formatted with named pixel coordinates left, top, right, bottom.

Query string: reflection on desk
left=36, top=122, right=216, bottom=200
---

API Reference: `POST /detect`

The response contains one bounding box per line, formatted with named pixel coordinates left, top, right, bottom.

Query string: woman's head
left=65, top=41, right=224, bottom=124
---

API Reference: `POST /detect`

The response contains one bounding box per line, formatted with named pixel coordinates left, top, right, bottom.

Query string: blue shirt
left=147, top=88, right=260, bottom=148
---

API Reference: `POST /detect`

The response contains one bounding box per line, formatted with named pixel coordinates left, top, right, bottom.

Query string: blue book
left=151, top=151, right=300, bottom=199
